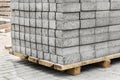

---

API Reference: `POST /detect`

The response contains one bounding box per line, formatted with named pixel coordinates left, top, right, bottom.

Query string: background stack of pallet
left=11, top=0, right=120, bottom=65
left=0, top=0, right=10, bottom=18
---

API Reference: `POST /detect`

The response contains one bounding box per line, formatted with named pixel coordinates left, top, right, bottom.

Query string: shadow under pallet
left=9, top=51, right=120, bottom=75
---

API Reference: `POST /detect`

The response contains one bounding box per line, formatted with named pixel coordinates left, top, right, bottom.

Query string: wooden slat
left=28, top=57, right=38, bottom=63
left=38, top=60, right=54, bottom=67
left=13, top=52, right=27, bottom=59
left=107, top=53, right=120, bottom=59
left=0, top=0, right=10, bottom=17
left=0, top=23, right=10, bottom=29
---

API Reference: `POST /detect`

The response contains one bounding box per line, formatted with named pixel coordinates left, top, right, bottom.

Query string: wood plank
left=28, top=57, right=38, bottom=63
left=38, top=60, right=54, bottom=67
left=13, top=52, right=27, bottom=59
left=106, top=53, right=120, bottom=59
left=0, top=23, right=10, bottom=29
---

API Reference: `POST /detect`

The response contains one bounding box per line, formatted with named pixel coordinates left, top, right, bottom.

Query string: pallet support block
left=101, top=59, right=111, bottom=68
left=66, top=67, right=81, bottom=75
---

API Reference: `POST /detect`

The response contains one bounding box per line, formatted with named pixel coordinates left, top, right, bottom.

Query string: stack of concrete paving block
left=11, top=0, right=120, bottom=65
left=0, top=0, right=10, bottom=18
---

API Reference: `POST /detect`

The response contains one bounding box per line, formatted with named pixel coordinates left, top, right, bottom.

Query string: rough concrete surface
left=1, top=32, right=120, bottom=80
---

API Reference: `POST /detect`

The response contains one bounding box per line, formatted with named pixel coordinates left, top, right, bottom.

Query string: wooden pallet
left=0, top=23, right=10, bottom=33
left=10, top=52, right=120, bottom=75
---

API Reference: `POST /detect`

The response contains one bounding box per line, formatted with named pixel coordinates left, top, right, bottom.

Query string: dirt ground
left=1, top=32, right=120, bottom=80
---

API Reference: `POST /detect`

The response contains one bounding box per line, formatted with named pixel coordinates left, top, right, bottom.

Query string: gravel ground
left=0, top=32, right=120, bottom=80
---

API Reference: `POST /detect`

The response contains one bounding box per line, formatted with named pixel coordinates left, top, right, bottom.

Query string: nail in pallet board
left=10, top=0, right=120, bottom=75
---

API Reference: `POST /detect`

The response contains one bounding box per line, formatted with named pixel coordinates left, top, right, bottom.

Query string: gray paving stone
left=82, top=2, right=96, bottom=11
left=56, top=38, right=79, bottom=47
left=81, top=19, right=95, bottom=29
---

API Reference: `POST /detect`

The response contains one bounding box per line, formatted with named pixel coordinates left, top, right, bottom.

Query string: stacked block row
left=0, top=0, right=10, bottom=18
left=11, top=0, right=120, bottom=65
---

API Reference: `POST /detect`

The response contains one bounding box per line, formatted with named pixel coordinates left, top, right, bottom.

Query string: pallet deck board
left=10, top=52, right=120, bottom=75
left=38, top=60, right=54, bottom=68
left=0, top=23, right=10, bottom=33
left=28, top=57, right=38, bottom=63
left=12, top=52, right=27, bottom=59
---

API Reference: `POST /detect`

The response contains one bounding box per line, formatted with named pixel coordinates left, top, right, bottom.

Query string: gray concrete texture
left=11, top=0, right=120, bottom=65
